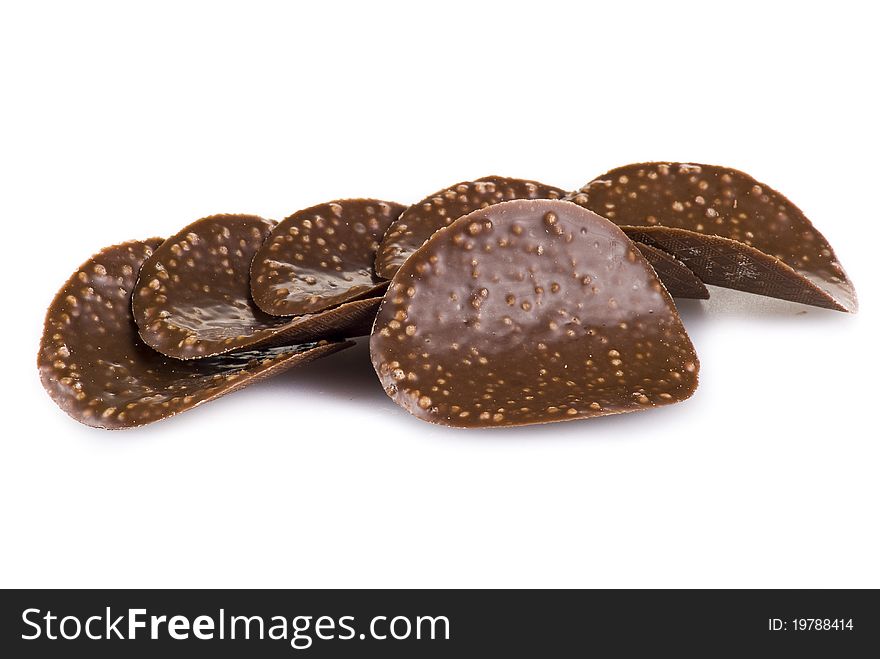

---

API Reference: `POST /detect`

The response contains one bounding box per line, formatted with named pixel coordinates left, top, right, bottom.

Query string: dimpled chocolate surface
left=38, top=240, right=352, bottom=429
left=251, top=199, right=405, bottom=316
left=375, top=176, right=566, bottom=279
left=568, top=162, right=856, bottom=312
left=133, top=215, right=381, bottom=359
left=635, top=242, right=709, bottom=299
left=371, top=199, right=699, bottom=428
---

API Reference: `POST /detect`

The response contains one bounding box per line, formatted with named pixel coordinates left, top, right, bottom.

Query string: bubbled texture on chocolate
left=375, top=176, right=566, bottom=279
left=133, top=215, right=382, bottom=359
left=38, top=240, right=351, bottom=429
left=251, top=199, right=405, bottom=316
left=568, top=162, right=856, bottom=311
left=371, top=199, right=699, bottom=428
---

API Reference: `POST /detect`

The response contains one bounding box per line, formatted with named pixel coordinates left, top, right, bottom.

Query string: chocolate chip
left=626, top=226, right=845, bottom=309
left=38, top=239, right=351, bottom=429
left=635, top=242, right=709, bottom=299
left=133, top=214, right=383, bottom=359
left=374, top=176, right=566, bottom=279
left=370, top=199, right=699, bottom=428
left=251, top=199, right=405, bottom=316
left=567, top=162, right=857, bottom=311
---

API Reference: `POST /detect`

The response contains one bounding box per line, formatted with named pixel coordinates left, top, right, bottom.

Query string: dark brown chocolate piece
left=625, top=227, right=844, bottom=308
left=374, top=176, right=566, bottom=279
left=635, top=242, right=709, bottom=299
left=38, top=239, right=351, bottom=429
left=370, top=199, right=699, bottom=428
left=568, top=162, right=856, bottom=311
left=133, top=215, right=382, bottom=359
left=251, top=199, right=405, bottom=316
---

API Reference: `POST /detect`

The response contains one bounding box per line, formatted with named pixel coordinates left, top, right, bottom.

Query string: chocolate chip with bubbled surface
left=251, top=199, right=405, bottom=316
left=133, top=214, right=383, bottom=359
left=38, top=239, right=351, bottom=429
left=375, top=176, right=566, bottom=279
left=568, top=162, right=856, bottom=312
left=370, top=199, right=699, bottom=428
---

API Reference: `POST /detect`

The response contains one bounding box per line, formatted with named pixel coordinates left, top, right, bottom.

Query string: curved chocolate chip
left=370, top=199, right=699, bottom=428
left=133, top=215, right=383, bottom=359
left=568, top=162, right=856, bottom=312
left=251, top=199, right=405, bottom=316
left=38, top=239, right=352, bottom=429
left=635, top=242, right=709, bottom=299
left=374, top=176, right=566, bottom=279
left=626, top=227, right=843, bottom=308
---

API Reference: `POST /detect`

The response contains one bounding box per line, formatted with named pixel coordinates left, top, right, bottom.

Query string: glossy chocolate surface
left=568, top=162, right=856, bottom=311
left=251, top=199, right=405, bottom=316
left=374, top=176, right=566, bottom=279
left=133, top=215, right=382, bottom=359
left=635, top=242, right=709, bottom=299
left=371, top=199, right=699, bottom=428
left=38, top=239, right=351, bottom=429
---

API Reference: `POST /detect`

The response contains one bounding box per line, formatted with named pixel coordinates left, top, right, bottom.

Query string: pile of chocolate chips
left=39, top=163, right=857, bottom=430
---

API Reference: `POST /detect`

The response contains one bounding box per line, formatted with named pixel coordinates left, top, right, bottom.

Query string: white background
left=1, top=1, right=877, bottom=588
